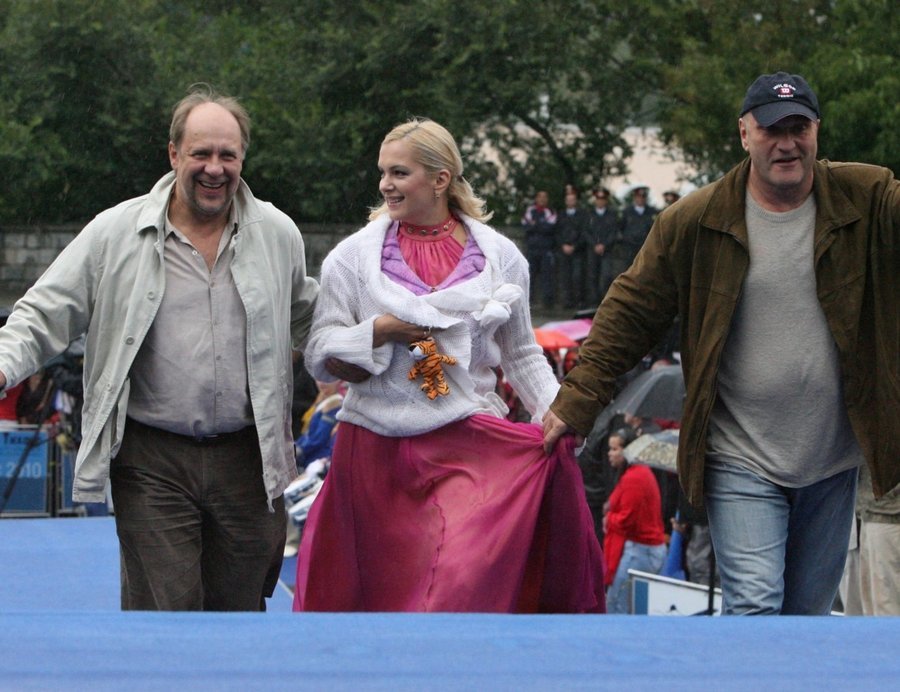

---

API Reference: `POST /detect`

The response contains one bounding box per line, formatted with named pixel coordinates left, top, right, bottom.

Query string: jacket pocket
left=98, top=378, right=130, bottom=461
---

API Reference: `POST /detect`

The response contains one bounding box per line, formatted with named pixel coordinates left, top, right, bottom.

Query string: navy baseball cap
left=740, top=72, right=820, bottom=126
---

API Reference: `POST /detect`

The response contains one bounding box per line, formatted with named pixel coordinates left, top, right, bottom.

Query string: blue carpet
left=1, top=518, right=898, bottom=690
left=1, top=612, right=898, bottom=691
left=0, top=517, right=294, bottom=612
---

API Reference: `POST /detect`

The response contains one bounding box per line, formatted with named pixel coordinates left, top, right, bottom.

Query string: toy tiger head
left=409, top=337, right=438, bottom=361
left=407, top=336, right=458, bottom=399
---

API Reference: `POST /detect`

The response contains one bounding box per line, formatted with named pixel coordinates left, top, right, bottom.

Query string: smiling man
left=0, top=85, right=318, bottom=611
left=543, top=71, right=899, bottom=615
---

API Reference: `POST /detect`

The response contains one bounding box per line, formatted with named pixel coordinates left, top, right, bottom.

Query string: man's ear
left=738, top=118, right=750, bottom=152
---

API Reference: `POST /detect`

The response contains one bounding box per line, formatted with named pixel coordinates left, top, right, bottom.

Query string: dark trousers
left=110, top=418, right=286, bottom=611
left=598, top=246, right=633, bottom=299
left=526, top=247, right=556, bottom=307
left=558, top=250, right=586, bottom=309
left=585, top=250, right=603, bottom=308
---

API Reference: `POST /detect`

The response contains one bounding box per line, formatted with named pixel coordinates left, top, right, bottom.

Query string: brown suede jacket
left=552, top=158, right=899, bottom=506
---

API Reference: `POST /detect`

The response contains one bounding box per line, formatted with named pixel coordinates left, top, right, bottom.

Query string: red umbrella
left=533, top=328, right=579, bottom=351
left=539, top=318, right=593, bottom=342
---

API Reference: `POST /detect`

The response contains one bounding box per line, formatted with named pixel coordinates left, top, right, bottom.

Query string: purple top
left=381, top=220, right=486, bottom=295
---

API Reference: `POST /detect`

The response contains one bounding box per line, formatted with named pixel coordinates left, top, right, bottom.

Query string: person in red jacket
left=603, top=427, right=667, bottom=613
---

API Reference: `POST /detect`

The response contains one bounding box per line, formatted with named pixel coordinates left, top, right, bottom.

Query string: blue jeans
left=704, top=460, right=857, bottom=615
left=607, top=540, right=667, bottom=614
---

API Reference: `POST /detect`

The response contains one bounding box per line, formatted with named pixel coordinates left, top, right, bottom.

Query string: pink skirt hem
left=293, top=414, right=605, bottom=613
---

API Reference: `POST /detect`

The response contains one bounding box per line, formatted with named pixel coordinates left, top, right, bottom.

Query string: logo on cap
left=774, top=83, right=797, bottom=98
left=741, top=72, right=820, bottom=126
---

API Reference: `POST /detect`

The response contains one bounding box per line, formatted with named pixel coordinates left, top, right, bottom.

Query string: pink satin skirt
left=293, top=414, right=605, bottom=613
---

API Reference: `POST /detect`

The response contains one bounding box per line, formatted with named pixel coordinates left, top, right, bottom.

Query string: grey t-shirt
left=706, top=192, right=863, bottom=487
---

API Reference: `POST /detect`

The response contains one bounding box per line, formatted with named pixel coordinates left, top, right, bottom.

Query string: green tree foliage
left=0, top=0, right=642, bottom=223
left=1, top=0, right=896, bottom=224
left=808, top=0, right=899, bottom=173
left=646, top=0, right=899, bottom=180
left=215, top=0, right=645, bottom=222
left=0, top=0, right=170, bottom=222
left=420, top=0, right=641, bottom=217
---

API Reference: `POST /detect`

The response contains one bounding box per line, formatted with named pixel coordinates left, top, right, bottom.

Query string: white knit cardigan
left=304, top=213, right=560, bottom=437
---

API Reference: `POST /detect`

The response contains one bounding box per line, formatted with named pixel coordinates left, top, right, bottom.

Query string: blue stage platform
left=1, top=518, right=898, bottom=690
left=0, top=516, right=294, bottom=612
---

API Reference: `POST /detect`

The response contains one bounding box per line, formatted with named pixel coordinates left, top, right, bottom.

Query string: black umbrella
left=579, top=364, right=684, bottom=472
left=591, top=364, right=685, bottom=434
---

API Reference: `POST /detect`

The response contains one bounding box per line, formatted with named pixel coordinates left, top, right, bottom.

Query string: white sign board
left=628, top=569, right=722, bottom=616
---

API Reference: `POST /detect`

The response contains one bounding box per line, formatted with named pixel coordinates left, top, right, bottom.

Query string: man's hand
left=373, top=314, right=440, bottom=348
left=542, top=409, right=574, bottom=454
left=324, top=357, right=370, bottom=383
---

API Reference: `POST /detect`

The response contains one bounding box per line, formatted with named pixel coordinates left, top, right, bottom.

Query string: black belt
left=126, top=418, right=256, bottom=445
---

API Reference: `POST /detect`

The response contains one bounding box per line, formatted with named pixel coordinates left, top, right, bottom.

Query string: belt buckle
left=193, top=433, right=221, bottom=443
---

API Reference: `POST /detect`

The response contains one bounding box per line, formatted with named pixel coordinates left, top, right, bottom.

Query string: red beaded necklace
left=399, top=215, right=458, bottom=238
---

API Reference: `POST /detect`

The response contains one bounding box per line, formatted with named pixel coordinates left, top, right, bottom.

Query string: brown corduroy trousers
left=110, top=418, right=286, bottom=611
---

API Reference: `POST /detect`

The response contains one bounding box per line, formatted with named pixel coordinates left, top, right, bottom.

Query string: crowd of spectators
left=521, top=185, right=679, bottom=312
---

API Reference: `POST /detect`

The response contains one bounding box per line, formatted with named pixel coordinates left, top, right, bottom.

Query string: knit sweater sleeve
left=303, top=239, right=394, bottom=381
left=493, top=242, right=560, bottom=420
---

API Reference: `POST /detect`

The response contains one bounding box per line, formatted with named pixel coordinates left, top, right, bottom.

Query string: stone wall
left=0, top=222, right=524, bottom=302
left=0, top=225, right=81, bottom=298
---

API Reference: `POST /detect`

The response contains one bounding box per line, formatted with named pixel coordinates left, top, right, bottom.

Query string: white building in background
left=606, top=127, right=698, bottom=207
left=470, top=123, right=698, bottom=211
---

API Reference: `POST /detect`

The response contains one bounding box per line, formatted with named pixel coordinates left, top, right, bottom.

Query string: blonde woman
left=294, top=119, right=604, bottom=613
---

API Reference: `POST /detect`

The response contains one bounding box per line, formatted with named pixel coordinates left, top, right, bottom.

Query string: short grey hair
left=169, top=83, right=250, bottom=154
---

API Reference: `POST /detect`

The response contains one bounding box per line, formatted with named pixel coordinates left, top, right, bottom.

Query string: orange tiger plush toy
left=408, top=337, right=457, bottom=400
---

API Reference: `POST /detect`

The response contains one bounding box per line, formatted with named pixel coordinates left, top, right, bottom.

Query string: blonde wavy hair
left=369, top=118, right=492, bottom=223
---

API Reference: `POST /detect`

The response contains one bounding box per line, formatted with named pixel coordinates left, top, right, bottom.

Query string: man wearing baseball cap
left=544, top=71, right=899, bottom=615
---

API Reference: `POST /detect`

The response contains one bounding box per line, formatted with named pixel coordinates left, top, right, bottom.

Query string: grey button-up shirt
left=127, top=217, right=253, bottom=437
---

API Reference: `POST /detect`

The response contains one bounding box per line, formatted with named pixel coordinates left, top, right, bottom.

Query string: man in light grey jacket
left=0, top=86, right=318, bottom=611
